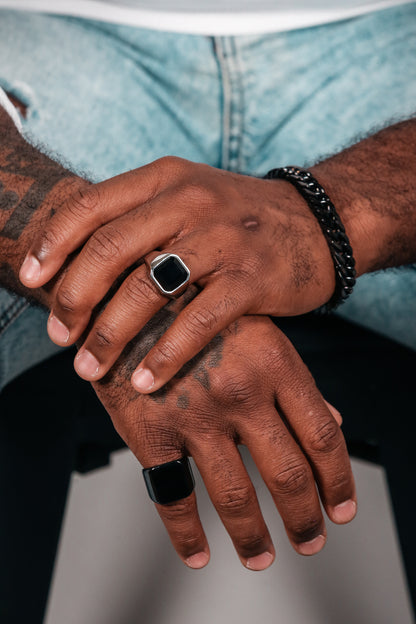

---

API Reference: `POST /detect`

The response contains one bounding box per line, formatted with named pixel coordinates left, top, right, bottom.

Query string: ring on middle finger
left=145, top=252, right=190, bottom=298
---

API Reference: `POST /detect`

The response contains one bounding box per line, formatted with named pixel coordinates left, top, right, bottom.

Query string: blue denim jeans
left=0, top=4, right=415, bottom=390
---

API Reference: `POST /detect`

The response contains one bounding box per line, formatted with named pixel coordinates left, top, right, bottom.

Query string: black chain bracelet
left=264, top=166, right=356, bottom=313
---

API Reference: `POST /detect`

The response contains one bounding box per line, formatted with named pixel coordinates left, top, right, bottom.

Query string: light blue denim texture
left=0, top=4, right=415, bottom=390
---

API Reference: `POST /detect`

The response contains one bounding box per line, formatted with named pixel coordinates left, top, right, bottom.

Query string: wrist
left=264, top=169, right=355, bottom=312
left=310, top=120, right=416, bottom=275
left=310, top=162, right=380, bottom=278
left=0, top=113, right=88, bottom=306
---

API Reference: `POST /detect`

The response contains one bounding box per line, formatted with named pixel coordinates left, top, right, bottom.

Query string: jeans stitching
left=227, top=37, right=245, bottom=174
left=212, top=36, right=245, bottom=173
left=212, top=36, right=231, bottom=170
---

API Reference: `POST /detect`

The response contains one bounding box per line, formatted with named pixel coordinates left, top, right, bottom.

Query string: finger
left=19, top=157, right=186, bottom=288
left=45, top=197, right=196, bottom=347
left=131, top=281, right=248, bottom=393
left=154, top=488, right=210, bottom=569
left=324, top=400, right=343, bottom=426
left=138, top=438, right=210, bottom=570
left=72, top=242, right=219, bottom=380
left=239, top=409, right=327, bottom=556
left=72, top=263, right=167, bottom=379
left=273, top=343, right=357, bottom=524
left=190, top=438, right=275, bottom=571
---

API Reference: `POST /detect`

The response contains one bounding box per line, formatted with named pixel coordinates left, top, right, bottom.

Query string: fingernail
left=75, top=350, right=100, bottom=378
left=332, top=499, right=357, bottom=523
left=48, top=315, right=69, bottom=344
left=245, top=551, right=274, bottom=571
left=297, top=535, right=326, bottom=556
left=132, top=368, right=155, bottom=392
left=185, top=552, right=209, bottom=569
left=20, top=255, right=41, bottom=283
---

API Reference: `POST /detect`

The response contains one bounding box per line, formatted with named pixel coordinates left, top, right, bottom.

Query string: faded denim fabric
left=0, top=3, right=415, bottom=390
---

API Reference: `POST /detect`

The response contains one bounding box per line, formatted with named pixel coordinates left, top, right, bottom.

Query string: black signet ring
left=142, top=457, right=195, bottom=505
left=146, top=252, right=190, bottom=298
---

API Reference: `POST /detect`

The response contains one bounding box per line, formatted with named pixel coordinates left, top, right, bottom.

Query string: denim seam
left=212, top=37, right=231, bottom=170
left=0, top=296, right=29, bottom=336
left=212, top=36, right=245, bottom=173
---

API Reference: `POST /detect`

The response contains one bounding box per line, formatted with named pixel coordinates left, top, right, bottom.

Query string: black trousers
left=0, top=314, right=415, bottom=623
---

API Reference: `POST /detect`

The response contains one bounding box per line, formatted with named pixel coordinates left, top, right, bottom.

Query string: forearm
left=0, top=107, right=86, bottom=304
left=311, top=118, right=416, bottom=276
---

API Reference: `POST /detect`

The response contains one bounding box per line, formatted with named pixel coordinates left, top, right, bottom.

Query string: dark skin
left=0, top=106, right=358, bottom=570
left=18, top=120, right=416, bottom=395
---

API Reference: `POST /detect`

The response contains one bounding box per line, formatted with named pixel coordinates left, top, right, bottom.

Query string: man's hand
left=19, top=119, right=416, bottom=395
left=18, top=157, right=335, bottom=389
left=0, top=105, right=356, bottom=569
left=93, top=301, right=356, bottom=569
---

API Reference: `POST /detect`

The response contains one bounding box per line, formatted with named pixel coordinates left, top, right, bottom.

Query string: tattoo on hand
left=99, top=286, right=224, bottom=408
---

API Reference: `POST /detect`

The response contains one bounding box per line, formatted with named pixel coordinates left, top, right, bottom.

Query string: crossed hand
left=20, top=157, right=356, bottom=569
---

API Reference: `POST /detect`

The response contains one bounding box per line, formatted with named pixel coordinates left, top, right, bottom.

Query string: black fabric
left=0, top=348, right=123, bottom=624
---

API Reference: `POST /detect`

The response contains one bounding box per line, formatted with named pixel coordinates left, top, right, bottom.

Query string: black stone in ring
left=147, top=253, right=190, bottom=297
left=142, top=457, right=195, bottom=505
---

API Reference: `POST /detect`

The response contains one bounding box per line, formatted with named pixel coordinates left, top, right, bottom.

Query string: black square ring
left=142, top=457, right=195, bottom=505
left=147, top=253, right=190, bottom=297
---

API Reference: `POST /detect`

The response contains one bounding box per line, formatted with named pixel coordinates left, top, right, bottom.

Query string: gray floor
left=45, top=449, right=414, bottom=624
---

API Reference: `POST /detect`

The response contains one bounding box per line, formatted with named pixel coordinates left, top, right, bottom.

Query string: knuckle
left=190, top=182, right=219, bottom=206
left=147, top=340, right=182, bottom=371
left=174, top=179, right=220, bottom=211
left=326, top=469, right=352, bottom=494
left=175, top=534, right=204, bottom=554
left=159, top=155, right=185, bottom=168
left=216, top=484, right=255, bottom=517
left=159, top=498, right=193, bottom=522
left=124, top=273, right=158, bottom=306
left=66, top=185, right=100, bottom=221
left=156, top=155, right=188, bottom=178
left=210, top=368, right=256, bottom=406
left=270, top=462, right=310, bottom=497
left=225, top=254, right=262, bottom=284
left=309, top=419, right=343, bottom=454
left=92, top=322, right=118, bottom=349
left=86, top=226, right=125, bottom=265
left=291, top=519, right=324, bottom=545
left=184, top=308, right=219, bottom=339
left=38, top=226, right=65, bottom=255
left=55, top=287, right=78, bottom=314
left=236, top=533, right=268, bottom=558
left=240, top=254, right=263, bottom=278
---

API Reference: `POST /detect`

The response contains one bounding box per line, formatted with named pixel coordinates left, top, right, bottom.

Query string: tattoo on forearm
left=0, top=144, right=71, bottom=240
left=0, top=181, right=19, bottom=212
left=0, top=115, right=228, bottom=418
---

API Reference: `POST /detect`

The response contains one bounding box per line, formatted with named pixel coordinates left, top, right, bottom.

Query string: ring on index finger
left=145, top=252, right=190, bottom=298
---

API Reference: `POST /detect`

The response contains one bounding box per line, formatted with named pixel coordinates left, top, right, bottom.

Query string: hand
left=92, top=299, right=356, bottom=570
left=0, top=108, right=356, bottom=573
left=19, top=157, right=336, bottom=392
